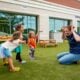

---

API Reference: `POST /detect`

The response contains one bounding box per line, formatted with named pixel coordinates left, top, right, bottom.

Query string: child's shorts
left=0, top=46, right=12, bottom=58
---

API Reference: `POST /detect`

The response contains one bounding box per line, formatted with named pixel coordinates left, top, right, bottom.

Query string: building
left=0, top=0, right=80, bottom=42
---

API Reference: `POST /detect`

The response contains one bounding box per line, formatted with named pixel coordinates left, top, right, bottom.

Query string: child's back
left=1, top=39, right=21, bottom=52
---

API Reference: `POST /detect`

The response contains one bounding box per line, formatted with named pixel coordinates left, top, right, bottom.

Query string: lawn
left=0, top=42, right=80, bottom=80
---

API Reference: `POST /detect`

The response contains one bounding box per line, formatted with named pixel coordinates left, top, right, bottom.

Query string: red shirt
left=28, top=38, right=36, bottom=48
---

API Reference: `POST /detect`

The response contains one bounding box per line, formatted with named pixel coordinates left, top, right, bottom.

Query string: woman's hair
left=15, top=24, right=22, bottom=31
left=62, top=32, right=67, bottom=40
left=61, top=25, right=73, bottom=40
left=10, top=31, right=21, bottom=42
left=61, top=25, right=72, bottom=32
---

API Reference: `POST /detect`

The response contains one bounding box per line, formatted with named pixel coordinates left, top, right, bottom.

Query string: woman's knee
left=57, top=52, right=68, bottom=60
left=58, top=57, right=71, bottom=64
left=58, top=58, right=65, bottom=64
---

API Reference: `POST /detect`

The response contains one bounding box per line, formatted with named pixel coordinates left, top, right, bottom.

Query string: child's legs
left=2, top=48, right=15, bottom=69
left=32, top=49, right=35, bottom=58
left=15, top=45, right=22, bottom=61
left=58, top=53, right=80, bottom=64
left=16, top=52, right=22, bottom=62
left=8, top=57, right=20, bottom=72
left=29, top=48, right=35, bottom=58
left=2, top=48, right=12, bottom=64
left=29, top=49, right=33, bottom=57
left=57, top=52, right=69, bottom=60
left=8, top=57, right=15, bottom=70
left=16, top=53, right=19, bottom=60
left=3, top=58, right=8, bottom=64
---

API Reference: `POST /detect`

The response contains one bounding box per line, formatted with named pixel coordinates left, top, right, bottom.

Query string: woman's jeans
left=57, top=52, right=80, bottom=64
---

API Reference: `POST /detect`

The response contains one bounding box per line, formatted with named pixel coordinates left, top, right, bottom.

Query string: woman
left=15, top=24, right=26, bottom=64
left=57, top=26, right=80, bottom=64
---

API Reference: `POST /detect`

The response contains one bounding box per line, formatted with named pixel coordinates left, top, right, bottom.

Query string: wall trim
left=0, top=0, right=80, bottom=17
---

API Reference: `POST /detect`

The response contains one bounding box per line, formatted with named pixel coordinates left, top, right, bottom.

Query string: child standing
left=0, top=31, right=25, bottom=72
left=28, top=31, right=37, bottom=60
left=15, top=24, right=26, bottom=63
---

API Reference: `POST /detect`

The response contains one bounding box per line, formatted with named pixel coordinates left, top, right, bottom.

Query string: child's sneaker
left=30, top=57, right=35, bottom=61
left=10, top=67, right=20, bottom=72
left=20, top=60, right=26, bottom=64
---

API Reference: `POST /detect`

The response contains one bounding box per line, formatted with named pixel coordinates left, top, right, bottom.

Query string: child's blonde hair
left=28, top=31, right=35, bottom=38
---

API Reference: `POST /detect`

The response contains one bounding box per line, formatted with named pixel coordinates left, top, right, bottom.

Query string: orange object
left=0, top=36, right=11, bottom=41
left=28, top=38, right=36, bottom=48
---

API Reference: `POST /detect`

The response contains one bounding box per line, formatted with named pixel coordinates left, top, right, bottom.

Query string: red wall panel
left=46, top=0, right=80, bottom=9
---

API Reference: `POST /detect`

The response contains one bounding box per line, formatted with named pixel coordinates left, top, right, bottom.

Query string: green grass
left=0, top=42, right=80, bottom=80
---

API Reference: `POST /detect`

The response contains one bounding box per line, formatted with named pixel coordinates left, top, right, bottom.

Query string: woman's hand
left=71, top=26, right=75, bottom=32
left=71, top=26, right=80, bottom=42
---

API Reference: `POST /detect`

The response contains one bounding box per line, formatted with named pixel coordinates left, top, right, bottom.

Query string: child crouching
left=0, top=31, right=26, bottom=72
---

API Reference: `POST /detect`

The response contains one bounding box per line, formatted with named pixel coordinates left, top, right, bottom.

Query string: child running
left=28, top=31, right=37, bottom=60
left=0, top=31, right=26, bottom=72
left=15, top=24, right=26, bottom=64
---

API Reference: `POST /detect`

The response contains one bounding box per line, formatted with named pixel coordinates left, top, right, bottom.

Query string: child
left=0, top=31, right=25, bottom=72
left=28, top=31, right=37, bottom=60
left=15, top=24, right=26, bottom=63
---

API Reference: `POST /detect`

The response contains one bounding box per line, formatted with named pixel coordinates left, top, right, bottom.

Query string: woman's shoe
left=73, top=61, right=78, bottom=64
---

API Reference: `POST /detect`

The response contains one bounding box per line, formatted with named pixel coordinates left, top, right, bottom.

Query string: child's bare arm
left=36, top=31, right=41, bottom=37
left=19, top=40, right=26, bottom=44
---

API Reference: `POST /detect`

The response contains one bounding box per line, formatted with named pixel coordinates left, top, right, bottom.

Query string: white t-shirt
left=1, top=39, right=21, bottom=52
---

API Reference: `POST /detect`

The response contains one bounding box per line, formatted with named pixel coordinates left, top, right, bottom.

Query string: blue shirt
left=67, top=34, right=80, bottom=54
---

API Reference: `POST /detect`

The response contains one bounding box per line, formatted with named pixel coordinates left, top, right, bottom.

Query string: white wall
left=0, top=0, right=80, bottom=42
left=39, top=15, right=49, bottom=40
left=54, top=32, right=63, bottom=43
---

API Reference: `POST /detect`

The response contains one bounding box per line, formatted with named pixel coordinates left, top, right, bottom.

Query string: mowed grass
left=0, top=42, right=80, bottom=80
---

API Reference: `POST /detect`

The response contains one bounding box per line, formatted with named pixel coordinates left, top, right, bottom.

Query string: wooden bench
left=39, top=39, right=57, bottom=47
left=0, top=36, right=11, bottom=42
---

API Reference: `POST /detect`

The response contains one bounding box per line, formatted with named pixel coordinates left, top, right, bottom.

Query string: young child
left=0, top=31, right=25, bottom=72
left=15, top=24, right=26, bottom=64
left=28, top=31, right=37, bottom=60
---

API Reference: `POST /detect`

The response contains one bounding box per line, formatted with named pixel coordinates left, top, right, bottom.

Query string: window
left=0, top=12, right=38, bottom=35
left=23, top=16, right=37, bottom=33
left=77, top=21, right=80, bottom=33
left=49, top=18, right=55, bottom=32
left=49, top=18, right=70, bottom=32
left=55, top=19, right=64, bottom=32
left=49, top=17, right=70, bottom=39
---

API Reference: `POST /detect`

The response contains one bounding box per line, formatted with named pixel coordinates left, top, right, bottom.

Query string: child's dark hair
left=10, top=31, right=21, bottom=42
left=15, top=24, right=22, bottom=31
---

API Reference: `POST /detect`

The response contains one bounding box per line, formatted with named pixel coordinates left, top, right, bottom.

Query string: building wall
left=0, top=0, right=80, bottom=42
